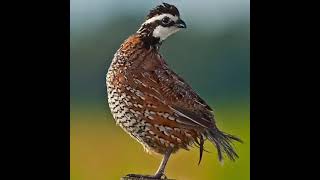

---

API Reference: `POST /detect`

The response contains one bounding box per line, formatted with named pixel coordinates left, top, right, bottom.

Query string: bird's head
left=137, top=3, right=186, bottom=46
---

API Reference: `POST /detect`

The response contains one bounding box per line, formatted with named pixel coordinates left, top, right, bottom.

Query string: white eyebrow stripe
left=143, top=14, right=178, bottom=24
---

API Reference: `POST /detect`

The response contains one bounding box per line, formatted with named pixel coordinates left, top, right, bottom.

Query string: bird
left=106, top=3, right=242, bottom=179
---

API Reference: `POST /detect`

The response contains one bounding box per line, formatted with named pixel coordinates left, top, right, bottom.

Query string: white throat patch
left=152, top=26, right=180, bottom=41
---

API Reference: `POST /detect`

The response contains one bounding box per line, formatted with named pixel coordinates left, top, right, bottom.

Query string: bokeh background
left=70, top=0, right=250, bottom=179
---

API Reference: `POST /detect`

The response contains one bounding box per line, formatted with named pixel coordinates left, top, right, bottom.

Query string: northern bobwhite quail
left=106, top=3, right=242, bottom=179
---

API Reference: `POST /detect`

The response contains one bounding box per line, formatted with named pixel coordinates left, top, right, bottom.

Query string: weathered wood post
left=121, top=175, right=175, bottom=180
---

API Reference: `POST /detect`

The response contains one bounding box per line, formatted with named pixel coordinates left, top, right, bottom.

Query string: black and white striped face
left=138, top=3, right=186, bottom=43
left=140, top=13, right=186, bottom=41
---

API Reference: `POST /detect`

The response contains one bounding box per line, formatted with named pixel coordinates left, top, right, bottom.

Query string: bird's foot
left=123, top=173, right=168, bottom=180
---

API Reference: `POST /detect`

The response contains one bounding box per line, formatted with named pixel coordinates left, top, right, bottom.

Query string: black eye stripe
left=162, top=17, right=170, bottom=24
left=141, top=19, right=175, bottom=30
left=155, top=17, right=175, bottom=27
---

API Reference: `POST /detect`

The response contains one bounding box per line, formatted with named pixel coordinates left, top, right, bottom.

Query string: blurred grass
left=70, top=102, right=249, bottom=180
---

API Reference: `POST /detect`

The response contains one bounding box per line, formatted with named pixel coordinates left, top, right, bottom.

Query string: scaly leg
left=154, top=148, right=173, bottom=178
left=125, top=148, right=173, bottom=179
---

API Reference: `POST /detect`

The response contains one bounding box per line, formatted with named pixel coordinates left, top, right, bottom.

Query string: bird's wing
left=154, top=65, right=215, bottom=129
left=128, top=57, right=215, bottom=129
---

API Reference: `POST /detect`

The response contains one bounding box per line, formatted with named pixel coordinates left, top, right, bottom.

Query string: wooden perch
left=121, top=174, right=175, bottom=180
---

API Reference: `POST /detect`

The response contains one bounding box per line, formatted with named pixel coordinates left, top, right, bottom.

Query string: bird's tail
left=206, top=128, right=243, bottom=162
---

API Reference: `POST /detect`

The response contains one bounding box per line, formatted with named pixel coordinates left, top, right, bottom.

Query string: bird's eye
left=162, top=17, right=170, bottom=24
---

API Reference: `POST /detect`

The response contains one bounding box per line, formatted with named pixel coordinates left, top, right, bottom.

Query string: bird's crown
left=147, top=3, right=180, bottom=19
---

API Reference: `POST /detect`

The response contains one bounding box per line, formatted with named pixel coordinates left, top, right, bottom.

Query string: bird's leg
left=154, top=147, right=173, bottom=178
left=125, top=148, right=173, bottom=179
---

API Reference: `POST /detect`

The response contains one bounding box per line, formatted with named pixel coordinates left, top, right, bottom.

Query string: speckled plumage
left=107, top=35, right=198, bottom=154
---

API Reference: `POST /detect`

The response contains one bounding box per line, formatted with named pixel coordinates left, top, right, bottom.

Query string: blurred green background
left=70, top=0, right=250, bottom=180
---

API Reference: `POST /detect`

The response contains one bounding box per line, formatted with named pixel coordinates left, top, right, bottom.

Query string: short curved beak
left=175, top=19, right=187, bottom=29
